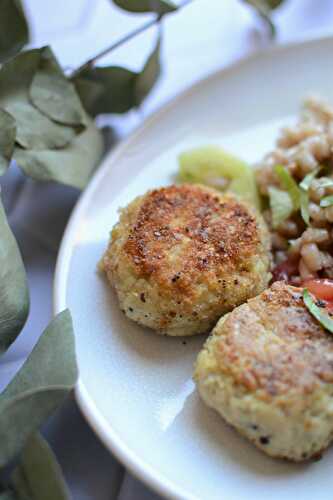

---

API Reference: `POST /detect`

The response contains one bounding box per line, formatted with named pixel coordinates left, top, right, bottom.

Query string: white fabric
left=1, top=0, right=333, bottom=497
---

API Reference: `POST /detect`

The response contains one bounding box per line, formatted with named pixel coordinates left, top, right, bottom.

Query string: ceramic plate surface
left=54, top=36, right=333, bottom=500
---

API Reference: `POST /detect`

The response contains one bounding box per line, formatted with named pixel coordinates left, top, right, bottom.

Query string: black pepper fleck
left=259, top=436, right=270, bottom=445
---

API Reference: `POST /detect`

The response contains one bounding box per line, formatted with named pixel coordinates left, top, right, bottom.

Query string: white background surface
left=1, top=0, right=333, bottom=498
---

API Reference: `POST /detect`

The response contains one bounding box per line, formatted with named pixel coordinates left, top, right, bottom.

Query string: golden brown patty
left=195, top=281, right=333, bottom=460
left=100, top=184, right=271, bottom=336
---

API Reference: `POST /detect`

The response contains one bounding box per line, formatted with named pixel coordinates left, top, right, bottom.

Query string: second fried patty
left=195, top=281, right=333, bottom=460
left=100, top=184, right=271, bottom=336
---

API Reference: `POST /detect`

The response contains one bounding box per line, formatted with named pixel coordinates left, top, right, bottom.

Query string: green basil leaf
left=134, top=34, right=161, bottom=106
left=299, top=167, right=321, bottom=191
left=0, top=0, right=29, bottom=63
left=268, top=186, right=293, bottom=229
left=30, top=47, right=86, bottom=128
left=112, top=0, right=177, bottom=15
left=72, top=67, right=136, bottom=116
left=0, top=310, right=78, bottom=467
left=320, top=195, right=333, bottom=208
left=12, top=433, right=69, bottom=500
left=0, top=108, right=16, bottom=175
left=0, top=49, right=77, bottom=150
left=274, top=164, right=301, bottom=210
left=0, top=197, right=29, bottom=354
left=303, top=288, right=333, bottom=333
left=14, top=117, right=103, bottom=189
left=300, top=189, right=310, bottom=225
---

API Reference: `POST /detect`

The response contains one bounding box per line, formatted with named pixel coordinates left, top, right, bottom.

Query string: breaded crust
left=195, top=281, right=333, bottom=460
left=100, top=184, right=271, bottom=336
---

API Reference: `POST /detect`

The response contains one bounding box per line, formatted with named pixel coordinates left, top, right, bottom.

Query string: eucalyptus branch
left=73, top=0, right=194, bottom=76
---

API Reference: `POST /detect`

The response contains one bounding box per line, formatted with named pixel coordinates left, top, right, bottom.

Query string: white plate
left=54, top=36, right=333, bottom=500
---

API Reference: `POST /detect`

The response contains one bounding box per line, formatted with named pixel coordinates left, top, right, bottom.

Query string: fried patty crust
left=100, top=184, right=271, bottom=336
left=195, top=281, right=333, bottom=460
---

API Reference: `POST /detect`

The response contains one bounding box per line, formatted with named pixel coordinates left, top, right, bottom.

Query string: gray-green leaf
left=0, top=0, right=29, bottom=63
left=72, top=34, right=161, bottom=116
left=0, top=108, right=16, bottom=175
left=0, top=49, right=78, bottom=150
left=0, top=310, right=78, bottom=467
left=73, top=67, right=136, bottom=116
left=134, top=34, right=161, bottom=105
left=0, top=197, right=29, bottom=354
left=112, top=0, right=177, bottom=15
left=14, top=117, right=103, bottom=189
left=30, top=47, right=86, bottom=128
left=12, top=433, right=70, bottom=500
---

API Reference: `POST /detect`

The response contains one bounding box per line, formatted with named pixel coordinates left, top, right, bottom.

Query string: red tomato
left=303, top=279, right=333, bottom=301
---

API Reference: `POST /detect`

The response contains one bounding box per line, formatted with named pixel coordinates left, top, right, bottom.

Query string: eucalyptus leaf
left=14, top=117, right=103, bottom=189
left=30, top=47, right=86, bottom=128
left=112, top=0, right=177, bottom=15
left=134, top=34, right=161, bottom=105
left=12, top=433, right=70, bottom=500
left=72, top=34, right=161, bottom=116
left=0, top=310, right=78, bottom=467
left=0, top=0, right=29, bottom=63
left=0, top=197, right=29, bottom=354
left=0, top=108, right=16, bottom=175
left=6, top=101, right=76, bottom=150
left=70, top=77, right=104, bottom=117
left=0, top=49, right=78, bottom=150
left=72, top=67, right=136, bottom=116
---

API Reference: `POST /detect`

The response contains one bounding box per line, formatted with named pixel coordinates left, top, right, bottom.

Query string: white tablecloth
left=1, top=0, right=333, bottom=498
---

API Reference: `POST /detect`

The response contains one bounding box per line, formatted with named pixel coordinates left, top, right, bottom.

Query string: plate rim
left=54, top=33, right=333, bottom=500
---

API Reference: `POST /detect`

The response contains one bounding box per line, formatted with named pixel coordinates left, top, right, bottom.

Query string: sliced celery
left=178, top=146, right=261, bottom=210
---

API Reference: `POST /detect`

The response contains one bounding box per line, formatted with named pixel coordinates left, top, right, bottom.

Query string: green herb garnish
left=268, top=186, right=293, bottom=228
left=300, top=190, right=310, bottom=225
left=303, top=288, right=333, bottom=333
left=274, top=164, right=301, bottom=210
left=320, top=195, right=333, bottom=208
left=299, top=167, right=321, bottom=191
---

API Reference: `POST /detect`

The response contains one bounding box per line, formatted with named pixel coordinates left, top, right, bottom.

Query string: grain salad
left=256, top=96, right=333, bottom=284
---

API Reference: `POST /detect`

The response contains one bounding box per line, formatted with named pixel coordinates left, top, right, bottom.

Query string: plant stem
left=73, top=0, right=194, bottom=76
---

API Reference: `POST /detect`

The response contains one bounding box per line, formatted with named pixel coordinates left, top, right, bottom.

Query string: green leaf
left=242, top=0, right=284, bottom=37
left=70, top=77, right=104, bottom=117
left=300, top=190, right=310, bottom=225
left=0, top=310, right=78, bottom=467
left=0, top=197, right=29, bottom=355
left=0, top=108, right=16, bottom=175
left=12, top=433, right=70, bottom=500
left=30, top=47, right=86, bottom=128
left=303, top=289, right=333, bottom=334
left=73, top=67, right=136, bottom=116
left=268, top=186, right=293, bottom=229
left=134, top=34, right=161, bottom=106
left=72, top=34, right=161, bottom=116
left=0, top=49, right=78, bottom=151
left=320, top=195, right=333, bottom=208
left=0, top=0, right=29, bottom=63
left=112, top=0, right=177, bottom=15
left=274, top=164, right=301, bottom=210
left=299, top=167, right=321, bottom=191
left=14, top=117, right=103, bottom=189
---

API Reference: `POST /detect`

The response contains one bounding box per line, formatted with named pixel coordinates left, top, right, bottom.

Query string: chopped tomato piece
left=303, top=279, right=333, bottom=301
